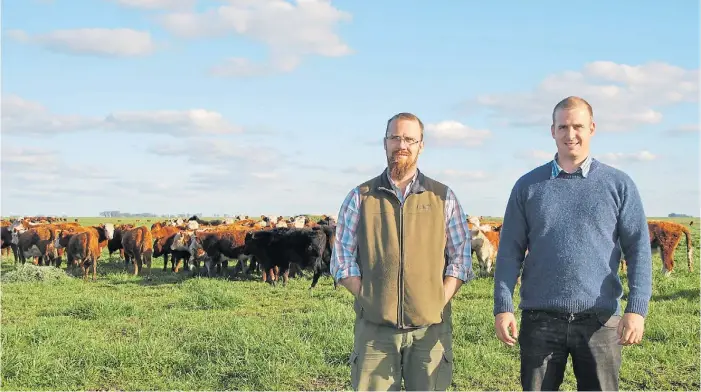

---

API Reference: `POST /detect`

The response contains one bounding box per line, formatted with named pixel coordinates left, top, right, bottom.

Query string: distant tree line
left=668, top=213, right=692, bottom=217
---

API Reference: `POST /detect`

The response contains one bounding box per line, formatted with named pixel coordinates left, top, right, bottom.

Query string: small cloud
left=7, top=28, right=157, bottom=57
left=425, top=120, right=491, bottom=147
left=104, top=109, right=243, bottom=136
left=597, top=150, right=658, bottom=164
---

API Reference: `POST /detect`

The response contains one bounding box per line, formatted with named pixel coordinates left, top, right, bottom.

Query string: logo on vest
left=416, top=204, right=432, bottom=211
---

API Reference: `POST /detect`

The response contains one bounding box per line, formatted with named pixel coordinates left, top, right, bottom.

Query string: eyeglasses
left=385, top=135, right=421, bottom=146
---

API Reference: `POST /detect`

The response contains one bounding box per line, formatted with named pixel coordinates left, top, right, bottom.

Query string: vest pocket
left=434, top=349, right=453, bottom=391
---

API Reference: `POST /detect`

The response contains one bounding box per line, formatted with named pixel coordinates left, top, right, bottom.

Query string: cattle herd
left=0, top=214, right=337, bottom=287
left=0, top=214, right=695, bottom=286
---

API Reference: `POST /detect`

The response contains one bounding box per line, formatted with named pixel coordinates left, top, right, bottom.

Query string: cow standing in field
left=13, top=225, right=60, bottom=266
left=122, top=226, right=153, bottom=277
left=621, top=220, right=694, bottom=276
left=1, top=226, right=18, bottom=263
left=244, top=226, right=330, bottom=288
left=107, top=224, right=133, bottom=261
left=151, top=222, right=189, bottom=272
left=57, top=229, right=101, bottom=280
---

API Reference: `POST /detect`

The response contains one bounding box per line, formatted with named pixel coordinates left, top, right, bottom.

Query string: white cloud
left=104, top=109, right=243, bottom=136
left=146, top=139, right=282, bottom=166
left=665, top=124, right=699, bottom=136
left=472, top=61, right=699, bottom=131
left=1, top=145, right=59, bottom=168
left=1, top=95, right=243, bottom=137
left=424, top=121, right=491, bottom=147
left=111, top=0, right=196, bottom=10
left=7, top=28, right=157, bottom=57
left=1, top=94, right=103, bottom=135
left=596, top=150, right=658, bottom=164
left=158, top=0, right=353, bottom=75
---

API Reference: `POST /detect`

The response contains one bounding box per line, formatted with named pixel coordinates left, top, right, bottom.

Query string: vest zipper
left=379, top=186, right=405, bottom=329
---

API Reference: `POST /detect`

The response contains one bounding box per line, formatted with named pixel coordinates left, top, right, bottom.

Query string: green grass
left=1, top=217, right=699, bottom=390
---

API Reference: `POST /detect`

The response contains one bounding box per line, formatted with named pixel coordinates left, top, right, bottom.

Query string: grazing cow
left=121, top=226, right=153, bottom=277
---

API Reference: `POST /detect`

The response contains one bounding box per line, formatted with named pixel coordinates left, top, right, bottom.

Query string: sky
left=1, top=0, right=699, bottom=218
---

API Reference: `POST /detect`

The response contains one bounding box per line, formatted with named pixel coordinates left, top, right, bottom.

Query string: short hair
left=552, top=96, right=593, bottom=123
left=385, top=112, right=424, bottom=140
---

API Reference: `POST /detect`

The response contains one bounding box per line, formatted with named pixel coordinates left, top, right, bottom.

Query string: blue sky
left=1, top=0, right=699, bottom=218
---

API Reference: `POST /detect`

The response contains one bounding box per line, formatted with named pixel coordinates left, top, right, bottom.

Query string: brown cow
left=649, top=221, right=694, bottom=275
left=57, top=229, right=101, bottom=280
left=621, top=221, right=694, bottom=276
left=121, top=226, right=153, bottom=277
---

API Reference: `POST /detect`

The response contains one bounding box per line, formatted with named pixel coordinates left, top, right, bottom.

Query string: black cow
left=1, top=227, right=18, bottom=263
left=244, top=227, right=330, bottom=288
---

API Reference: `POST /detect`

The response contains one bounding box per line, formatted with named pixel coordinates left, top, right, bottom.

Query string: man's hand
left=338, top=276, right=361, bottom=297
left=617, top=312, right=645, bottom=345
left=442, top=276, right=463, bottom=306
left=495, top=312, right=519, bottom=346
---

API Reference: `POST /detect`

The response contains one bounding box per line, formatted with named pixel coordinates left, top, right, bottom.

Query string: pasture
left=1, top=216, right=699, bottom=391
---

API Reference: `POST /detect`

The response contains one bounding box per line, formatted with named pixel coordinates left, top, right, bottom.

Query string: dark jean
left=518, top=310, right=622, bottom=391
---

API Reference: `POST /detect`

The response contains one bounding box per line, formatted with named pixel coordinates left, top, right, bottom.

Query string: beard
left=387, top=149, right=418, bottom=180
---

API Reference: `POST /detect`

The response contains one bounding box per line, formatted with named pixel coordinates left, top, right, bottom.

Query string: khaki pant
left=349, top=317, right=454, bottom=391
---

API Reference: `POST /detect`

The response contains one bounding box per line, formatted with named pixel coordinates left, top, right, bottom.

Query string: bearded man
left=330, top=112, right=475, bottom=391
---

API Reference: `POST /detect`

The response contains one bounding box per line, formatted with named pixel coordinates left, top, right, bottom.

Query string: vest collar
left=377, top=167, right=427, bottom=195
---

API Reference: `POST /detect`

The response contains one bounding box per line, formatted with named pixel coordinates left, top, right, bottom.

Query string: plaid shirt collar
left=551, top=153, right=593, bottom=179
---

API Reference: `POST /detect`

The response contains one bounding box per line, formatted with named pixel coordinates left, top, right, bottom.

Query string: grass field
left=1, top=216, right=699, bottom=390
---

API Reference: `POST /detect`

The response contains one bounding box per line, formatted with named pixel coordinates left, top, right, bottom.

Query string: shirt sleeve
left=443, top=187, right=475, bottom=283
left=329, top=187, right=362, bottom=281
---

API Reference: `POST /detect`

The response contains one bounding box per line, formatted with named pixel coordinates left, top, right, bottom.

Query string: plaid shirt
left=330, top=170, right=474, bottom=283
left=551, top=153, right=593, bottom=179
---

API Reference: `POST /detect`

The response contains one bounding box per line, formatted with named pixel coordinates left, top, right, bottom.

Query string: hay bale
left=1, top=264, right=73, bottom=283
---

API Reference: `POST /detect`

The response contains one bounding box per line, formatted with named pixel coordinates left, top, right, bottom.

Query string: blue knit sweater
left=493, top=159, right=653, bottom=317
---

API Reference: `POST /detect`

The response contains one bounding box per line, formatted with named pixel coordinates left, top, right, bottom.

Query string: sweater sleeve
left=493, top=181, right=529, bottom=315
left=617, top=177, right=653, bottom=317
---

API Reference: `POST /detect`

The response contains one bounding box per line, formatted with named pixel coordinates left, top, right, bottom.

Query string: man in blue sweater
left=493, top=96, right=653, bottom=391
